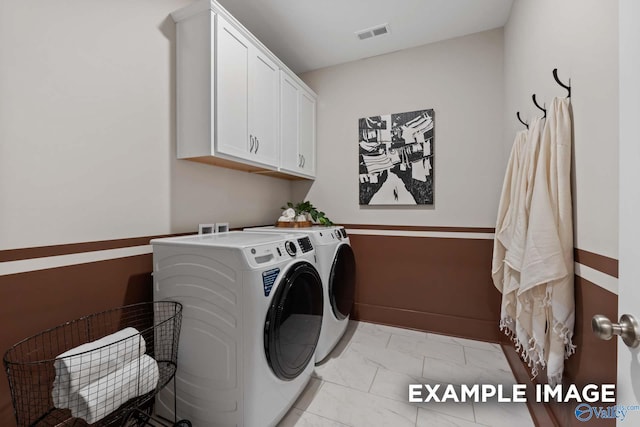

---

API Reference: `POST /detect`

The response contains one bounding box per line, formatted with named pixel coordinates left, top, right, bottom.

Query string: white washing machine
left=151, top=231, right=323, bottom=426
left=245, top=226, right=355, bottom=363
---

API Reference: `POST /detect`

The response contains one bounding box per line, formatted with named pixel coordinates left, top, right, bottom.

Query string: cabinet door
left=280, top=73, right=300, bottom=172
left=298, top=90, right=316, bottom=176
left=249, top=49, right=279, bottom=167
left=215, top=15, right=250, bottom=159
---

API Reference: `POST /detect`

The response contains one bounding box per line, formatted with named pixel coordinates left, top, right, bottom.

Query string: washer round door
left=329, top=244, right=356, bottom=320
left=264, top=261, right=323, bottom=381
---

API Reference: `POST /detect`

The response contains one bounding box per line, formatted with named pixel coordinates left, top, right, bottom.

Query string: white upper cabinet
left=280, top=74, right=299, bottom=173
left=279, top=72, right=316, bottom=178
left=215, top=15, right=279, bottom=168
left=172, top=0, right=315, bottom=179
left=248, top=49, right=280, bottom=167
left=215, top=15, right=250, bottom=161
left=298, top=90, right=316, bottom=177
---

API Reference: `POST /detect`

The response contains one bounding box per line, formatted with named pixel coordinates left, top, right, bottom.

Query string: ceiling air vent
left=355, top=23, right=390, bottom=41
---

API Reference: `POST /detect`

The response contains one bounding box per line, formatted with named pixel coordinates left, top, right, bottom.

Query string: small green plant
left=281, top=201, right=334, bottom=226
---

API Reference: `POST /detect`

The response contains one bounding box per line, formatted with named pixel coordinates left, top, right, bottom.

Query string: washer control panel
left=285, top=240, right=298, bottom=257
left=297, top=237, right=314, bottom=253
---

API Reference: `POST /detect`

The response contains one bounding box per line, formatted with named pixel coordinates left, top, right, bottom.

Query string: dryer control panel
left=312, top=227, right=349, bottom=245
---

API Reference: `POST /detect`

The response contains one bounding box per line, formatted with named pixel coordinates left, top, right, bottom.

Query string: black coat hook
left=553, top=68, right=571, bottom=98
left=532, top=94, right=546, bottom=119
left=516, top=112, right=529, bottom=129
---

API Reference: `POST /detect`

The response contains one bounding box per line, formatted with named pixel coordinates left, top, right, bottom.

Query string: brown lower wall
left=503, top=275, right=618, bottom=427
left=550, top=275, right=617, bottom=427
left=347, top=232, right=619, bottom=427
left=0, top=231, right=620, bottom=427
left=562, top=276, right=617, bottom=424
left=0, top=254, right=154, bottom=425
left=348, top=233, right=502, bottom=341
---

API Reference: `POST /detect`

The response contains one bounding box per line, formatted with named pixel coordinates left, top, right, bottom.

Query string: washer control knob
left=285, top=241, right=297, bottom=257
left=335, top=230, right=343, bottom=240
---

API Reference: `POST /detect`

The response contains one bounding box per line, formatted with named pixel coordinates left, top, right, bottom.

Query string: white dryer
left=245, top=226, right=355, bottom=362
left=151, top=231, right=323, bottom=426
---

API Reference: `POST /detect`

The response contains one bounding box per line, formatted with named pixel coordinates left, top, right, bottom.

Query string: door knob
left=592, top=314, right=640, bottom=348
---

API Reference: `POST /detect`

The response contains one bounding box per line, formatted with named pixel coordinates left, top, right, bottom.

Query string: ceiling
left=217, top=0, right=515, bottom=74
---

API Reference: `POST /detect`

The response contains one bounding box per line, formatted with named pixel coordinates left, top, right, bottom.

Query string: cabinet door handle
left=255, top=138, right=259, bottom=154
left=298, top=154, right=302, bottom=167
left=301, top=155, right=305, bottom=168
left=249, top=135, right=255, bottom=153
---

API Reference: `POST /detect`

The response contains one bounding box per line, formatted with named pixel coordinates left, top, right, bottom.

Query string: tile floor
left=278, top=321, right=534, bottom=427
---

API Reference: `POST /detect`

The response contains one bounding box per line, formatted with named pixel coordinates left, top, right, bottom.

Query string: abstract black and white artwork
left=359, top=109, right=434, bottom=205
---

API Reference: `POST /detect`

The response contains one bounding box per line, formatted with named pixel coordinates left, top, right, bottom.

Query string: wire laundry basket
left=3, top=301, right=189, bottom=427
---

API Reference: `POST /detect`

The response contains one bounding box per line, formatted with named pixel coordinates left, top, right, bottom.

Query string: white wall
left=293, top=28, right=505, bottom=227
left=504, top=0, right=619, bottom=258
left=0, top=0, right=291, bottom=250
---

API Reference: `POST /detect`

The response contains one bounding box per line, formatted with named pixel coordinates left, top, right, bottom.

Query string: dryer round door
left=329, top=244, right=356, bottom=320
left=264, top=261, right=323, bottom=381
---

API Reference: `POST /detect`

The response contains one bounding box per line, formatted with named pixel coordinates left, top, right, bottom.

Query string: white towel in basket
left=71, top=354, right=159, bottom=423
left=52, top=327, right=146, bottom=408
